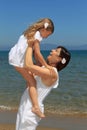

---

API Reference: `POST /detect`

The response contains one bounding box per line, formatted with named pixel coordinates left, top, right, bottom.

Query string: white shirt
left=16, top=67, right=59, bottom=130
left=8, top=31, right=43, bottom=67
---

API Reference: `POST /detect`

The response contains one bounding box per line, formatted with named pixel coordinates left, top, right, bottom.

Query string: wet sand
left=0, top=124, right=62, bottom=130
left=0, top=111, right=87, bottom=130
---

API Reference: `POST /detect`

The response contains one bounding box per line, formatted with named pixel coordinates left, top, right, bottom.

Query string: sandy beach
left=0, top=111, right=62, bottom=130
left=0, top=111, right=87, bottom=130
left=0, top=124, right=62, bottom=130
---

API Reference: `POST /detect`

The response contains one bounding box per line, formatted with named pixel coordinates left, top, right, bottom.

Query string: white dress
left=16, top=67, right=59, bottom=130
left=8, top=31, right=43, bottom=67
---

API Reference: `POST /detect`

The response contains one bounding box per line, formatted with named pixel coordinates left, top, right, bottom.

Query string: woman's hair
left=56, top=46, right=71, bottom=71
left=23, top=18, right=54, bottom=42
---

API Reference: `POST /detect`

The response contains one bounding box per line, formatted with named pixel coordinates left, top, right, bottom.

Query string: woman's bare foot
left=32, top=107, right=45, bottom=118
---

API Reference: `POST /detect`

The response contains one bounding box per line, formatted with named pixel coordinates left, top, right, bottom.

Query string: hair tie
left=61, top=58, right=66, bottom=64
left=44, top=22, right=49, bottom=29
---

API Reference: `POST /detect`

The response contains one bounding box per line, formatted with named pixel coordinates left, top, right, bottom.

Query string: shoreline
left=0, top=111, right=87, bottom=130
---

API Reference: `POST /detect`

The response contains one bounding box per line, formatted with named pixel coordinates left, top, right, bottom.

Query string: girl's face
left=40, top=29, right=52, bottom=38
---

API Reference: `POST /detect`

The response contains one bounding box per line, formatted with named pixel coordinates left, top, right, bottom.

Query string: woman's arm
left=34, top=41, right=53, bottom=70
left=33, top=41, right=49, bottom=67
left=25, top=44, right=57, bottom=81
left=25, top=44, right=33, bottom=66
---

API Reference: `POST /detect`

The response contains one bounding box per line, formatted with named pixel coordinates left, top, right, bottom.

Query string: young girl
left=8, top=18, right=54, bottom=118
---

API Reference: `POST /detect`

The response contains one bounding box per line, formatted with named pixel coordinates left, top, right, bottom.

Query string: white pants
left=16, top=88, right=44, bottom=130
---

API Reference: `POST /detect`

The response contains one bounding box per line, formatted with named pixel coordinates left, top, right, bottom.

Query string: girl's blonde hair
left=23, top=18, right=54, bottom=43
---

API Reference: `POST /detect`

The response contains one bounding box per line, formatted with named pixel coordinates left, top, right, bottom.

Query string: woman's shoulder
left=41, top=67, right=59, bottom=87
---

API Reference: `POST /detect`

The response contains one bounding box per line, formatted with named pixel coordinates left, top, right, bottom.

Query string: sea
left=0, top=50, right=87, bottom=116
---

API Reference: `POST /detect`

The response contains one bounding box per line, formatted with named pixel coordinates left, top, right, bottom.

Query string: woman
left=16, top=44, right=71, bottom=130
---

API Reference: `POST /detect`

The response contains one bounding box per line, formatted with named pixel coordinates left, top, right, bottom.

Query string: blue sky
left=0, top=0, right=87, bottom=50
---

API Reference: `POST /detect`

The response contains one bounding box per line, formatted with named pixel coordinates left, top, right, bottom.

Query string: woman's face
left=47, top=48, right=62, bottom=65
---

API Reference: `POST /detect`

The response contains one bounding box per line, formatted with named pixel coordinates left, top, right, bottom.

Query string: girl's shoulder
left=34, top=31, right=43, bottom=42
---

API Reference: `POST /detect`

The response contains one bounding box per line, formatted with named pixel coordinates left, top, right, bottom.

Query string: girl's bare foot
left=32, top=107, right=45, bottom=118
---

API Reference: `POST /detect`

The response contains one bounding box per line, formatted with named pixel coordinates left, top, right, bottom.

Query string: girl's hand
left=45, top=64, right=54, bottom=76
left=47, top=65, right=55, bottom=78
left=46, top=64, right=52, bottom=70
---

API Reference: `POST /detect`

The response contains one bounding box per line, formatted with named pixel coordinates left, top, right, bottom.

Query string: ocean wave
left=45, top=109, right=87, bottom=117
left=0, top=105, right=87, bottom=117
left=0, top=105, right=18, bottom=111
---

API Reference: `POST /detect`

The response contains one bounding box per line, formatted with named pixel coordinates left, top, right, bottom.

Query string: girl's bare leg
left=15, top=66, right=45, bottom=118
left=29, top=84, right=45, bottom=118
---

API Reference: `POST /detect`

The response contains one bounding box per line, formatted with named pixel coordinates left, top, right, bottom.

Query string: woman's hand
left=27, top=39, right=34, bottom=47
